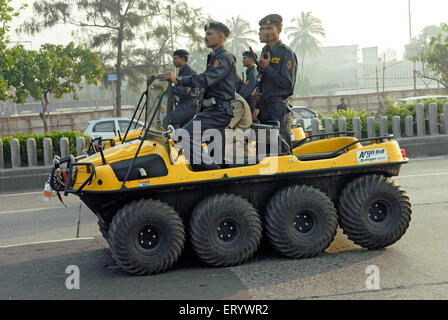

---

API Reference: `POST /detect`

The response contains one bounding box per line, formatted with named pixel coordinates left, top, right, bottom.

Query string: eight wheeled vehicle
left=47, top=77, right=411, bottom=275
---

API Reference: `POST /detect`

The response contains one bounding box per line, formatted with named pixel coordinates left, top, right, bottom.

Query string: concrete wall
left=0, top=107, right=135, bottom=136
left=289, top=88, right=447, bottom=113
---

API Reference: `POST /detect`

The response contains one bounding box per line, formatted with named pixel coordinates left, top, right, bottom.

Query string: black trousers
left=180, top=104, right=233, bottom=169
left=259, top=99, right=292, bottom=154
left=169, top=101, right=197, bottom=129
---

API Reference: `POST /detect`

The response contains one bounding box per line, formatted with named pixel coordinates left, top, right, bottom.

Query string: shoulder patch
left=286, top=60, right=293, bottom=70
left=214, top=60, right=220, bottom=67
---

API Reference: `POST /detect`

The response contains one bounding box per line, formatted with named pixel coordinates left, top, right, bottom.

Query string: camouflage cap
left=204, top=21, right=231, bottom=37
left=259, top=14, right=283, bottom=26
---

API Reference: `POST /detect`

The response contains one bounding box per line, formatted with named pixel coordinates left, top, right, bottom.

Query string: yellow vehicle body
left=74, top=136, right=404, bottom=194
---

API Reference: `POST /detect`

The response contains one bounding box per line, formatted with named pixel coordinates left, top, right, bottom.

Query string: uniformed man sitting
left=252, top=14, right=298, bottom=154
left=238, top=51, right=258, bottom=118
left=164, top=21, right=237, bottom=171
left=168, top=49, right=198, bottom=129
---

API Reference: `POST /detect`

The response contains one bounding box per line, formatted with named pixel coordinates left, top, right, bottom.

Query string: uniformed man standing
left=168, top=49, right=198, bottom=129
left=164, top=21, right=237, bottom=171
left=252, top=14, right=298, bottom=153
left=238, top=51, right=258, bottom=117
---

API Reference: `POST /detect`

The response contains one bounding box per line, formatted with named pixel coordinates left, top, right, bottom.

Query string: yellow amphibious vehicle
left=48, top=76, right=411, bottom=276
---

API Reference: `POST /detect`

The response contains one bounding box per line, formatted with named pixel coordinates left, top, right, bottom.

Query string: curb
left=397, top=135, right=448, bottom=158
left=0, top=166, right=52, bottom=194
left=1, top=135, right=447, bottom=194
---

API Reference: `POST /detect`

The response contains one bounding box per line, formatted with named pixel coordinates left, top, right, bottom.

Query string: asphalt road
left=1, top=155, right=448, bottom=300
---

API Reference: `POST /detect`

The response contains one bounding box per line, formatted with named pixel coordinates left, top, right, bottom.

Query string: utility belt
left=261, top=96, right=287, bottom=104
left=261, top=96, right=293, bottom=113
left=202, top=97, right=233, bottom=117
left=202, top=97, right=231, bottom=108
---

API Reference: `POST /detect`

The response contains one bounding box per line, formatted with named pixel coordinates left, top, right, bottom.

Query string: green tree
left=19, top=0, right=206, bottom=117
left=0, top=42, right=104, bottom=133
left=0, top=0, right=26, bottom=100
left=286, top=11, right=325, bottom=82
left=225, top=16, right=257, bottom=74
left=404, top=24, right=445, bottom=60
left=410, top=24, right=448, bottom=90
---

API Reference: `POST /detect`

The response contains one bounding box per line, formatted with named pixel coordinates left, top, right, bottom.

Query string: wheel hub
left=217, top=220, right=237, bottom=242
left=368, top=201, right=389, bottom=223
left=137, top=225, right=160, bottom=251
left=294, top=211, right=315, bottom=234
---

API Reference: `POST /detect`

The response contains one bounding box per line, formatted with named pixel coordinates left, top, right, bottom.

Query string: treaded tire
left=108, top=199, right=185, bottom=275
left=189, top=194, right=262, bottom=267
left=338, top=175, right=412, bottom=249
left=98, top=219, right=109, bottom=240
left=265, top=185, right=338, bottom=259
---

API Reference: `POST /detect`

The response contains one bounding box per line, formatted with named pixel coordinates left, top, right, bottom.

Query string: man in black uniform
left=252, top=14, right=298, bottom=153
left=168, top=49, right=198, bottom=129
left=164, top=21, right=237, bottom=170
left=238, top=50, right=258, bottom=117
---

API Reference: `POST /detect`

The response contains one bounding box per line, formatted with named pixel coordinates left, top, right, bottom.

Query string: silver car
left=291, top=106, right=321, bottom=131
left=82, top=117, right=145, bottom=139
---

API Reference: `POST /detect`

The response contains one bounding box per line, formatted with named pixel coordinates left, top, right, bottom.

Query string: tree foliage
left=414, top=24, right=448, bottom=89
left=225, top=16, right=257, bottom=74
left=19, top=0, right=207, bottom=116
left=0, top=42, right=104, bottom=133
left=286, top=11, right=325, bottom=82
left=0, top=0, right=27, bottom=100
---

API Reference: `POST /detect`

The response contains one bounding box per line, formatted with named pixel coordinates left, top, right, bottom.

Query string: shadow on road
left=0, top=231, right=386, bottom=300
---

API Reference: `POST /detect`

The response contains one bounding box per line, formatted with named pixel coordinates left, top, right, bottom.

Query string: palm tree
left=286, top=12, right=325, bottom=82
left=225, top=16, right=258, bottom=74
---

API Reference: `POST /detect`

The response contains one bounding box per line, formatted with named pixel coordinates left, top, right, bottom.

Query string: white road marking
left=0, top=191, right=43, bottom=198
left=0, top=237, right=95, bottom=249
left=0, top=205, right=79, bottom=216
left=397, top=172, right=448, bottom=179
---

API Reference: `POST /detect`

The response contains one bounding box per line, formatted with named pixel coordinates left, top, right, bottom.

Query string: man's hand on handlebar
left=164, top=72, right=178, bottom=85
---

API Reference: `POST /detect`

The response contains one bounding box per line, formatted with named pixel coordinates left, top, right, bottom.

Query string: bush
left=319, top=108, right=375, bottom=137
left=0, top=131, right=90, bottom=168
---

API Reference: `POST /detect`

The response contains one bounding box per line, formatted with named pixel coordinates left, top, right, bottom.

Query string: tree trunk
left=39, top=94, right=49, bottom=134
left=115, top=18, right=124, bottom=118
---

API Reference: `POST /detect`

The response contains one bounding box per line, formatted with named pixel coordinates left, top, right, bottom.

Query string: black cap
left=259, top=14, right=283, bottom=26
left=204, top=21, right=231, bottom=37
left=173, top=49, right=189, bottom=57
left=243, top=50, right=258, bottom=61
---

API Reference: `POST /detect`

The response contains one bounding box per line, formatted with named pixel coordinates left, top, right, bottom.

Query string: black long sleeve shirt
left=178, top=46, right=237, bottom=102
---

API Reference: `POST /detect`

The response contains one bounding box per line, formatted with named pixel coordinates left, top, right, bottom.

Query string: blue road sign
left=107, top=74, right=118, bottom=81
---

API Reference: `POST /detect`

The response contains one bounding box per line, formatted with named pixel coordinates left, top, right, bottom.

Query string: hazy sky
left=9, top=0, right=448, bottom=59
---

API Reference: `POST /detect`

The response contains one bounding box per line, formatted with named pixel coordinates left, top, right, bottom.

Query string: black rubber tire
left=189, top=194, right=262, bottom=267
left=108, top=199, right=185, bottom=275
left=265, top=185, right=338, bottom=259
left=338, top=175, right=412, bottom=249
left=98, top=219, right=109, bottom=240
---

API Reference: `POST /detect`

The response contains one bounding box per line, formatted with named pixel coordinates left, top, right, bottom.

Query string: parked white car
left=394, top=95, right=447, bottom=106
left=291, top=106, right=321, bottom=131
left=83, top=117, right=145, bottom=139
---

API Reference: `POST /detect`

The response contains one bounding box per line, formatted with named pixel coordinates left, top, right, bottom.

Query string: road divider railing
left=0, top=102, right=447, bottom=171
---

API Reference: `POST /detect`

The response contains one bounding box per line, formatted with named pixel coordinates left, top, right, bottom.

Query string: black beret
left=204, top=21, right=230, bottom=37
left=173, top=49, right=189, bottom=57
left=243, top=50, right=258, bottom=60
left=259, top=14, right=283, bottom=26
